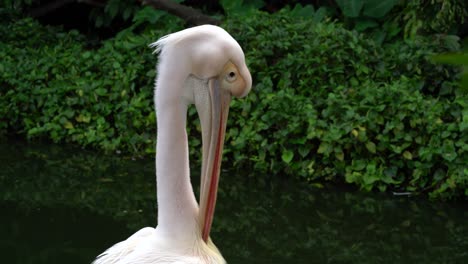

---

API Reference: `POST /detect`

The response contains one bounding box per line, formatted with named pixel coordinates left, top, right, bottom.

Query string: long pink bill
left=198, top=79, right=231, bottom=242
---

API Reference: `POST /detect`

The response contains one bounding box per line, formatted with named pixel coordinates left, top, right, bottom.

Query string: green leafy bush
left=325, top=0, right=467, bottom=44
left=398, top=0, right=468, bottom=37
left=222, top=11, right=466, bottom=199
left=0, top=17, right=181, bottom=153
left=224, top=10, right=461, bottom=97
left=0, top=10, right=466, bottom=199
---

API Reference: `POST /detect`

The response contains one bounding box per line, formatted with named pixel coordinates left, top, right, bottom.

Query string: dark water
left=1, top=141, right=467, bottom=264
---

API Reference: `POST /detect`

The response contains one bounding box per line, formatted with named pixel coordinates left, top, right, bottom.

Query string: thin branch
left=140, top=0, right=221, bottom=25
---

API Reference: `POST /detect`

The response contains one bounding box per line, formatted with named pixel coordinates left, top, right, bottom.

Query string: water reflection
left=1, top=141, right=467, bottom=263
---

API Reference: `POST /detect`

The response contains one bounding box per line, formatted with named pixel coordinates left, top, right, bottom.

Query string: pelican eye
left=225, top=71, right=237, bottom=82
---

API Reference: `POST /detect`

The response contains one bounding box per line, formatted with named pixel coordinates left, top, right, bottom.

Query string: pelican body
left=93, top=25, right=251, bottom=264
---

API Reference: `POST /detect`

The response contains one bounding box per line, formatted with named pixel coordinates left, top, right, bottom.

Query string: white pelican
left=93, top=25, right=252, bottom=264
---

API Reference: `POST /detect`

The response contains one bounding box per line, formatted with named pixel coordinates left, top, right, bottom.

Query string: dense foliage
left=0, top=14, right=182, bottom=153
left=332, top=0, right=467, bottom=42
left=224, top=11, right=467, bottom=199
left=0, top=6, right=466, bottom=199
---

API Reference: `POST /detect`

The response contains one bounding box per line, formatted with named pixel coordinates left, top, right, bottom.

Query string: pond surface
left=1, top=141, right=467, bottom=264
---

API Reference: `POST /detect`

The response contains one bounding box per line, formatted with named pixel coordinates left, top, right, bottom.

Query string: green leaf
left=362, top=0, right=399, bottom=18
left=298, top=146, right=310, bottom=157
left=336, top=0, right=364, bottom=18
left=441, top=140, right=457, bottom=162
left=351, top=159, right=367, bottom=171
left=366, top=141, right=377, bottom=153
left=122, top=8, right=132, bottom=21
left=335, top=151, right=344, bottom=161
left=133, top=6, right=165, bottom=25
left=372, top=30, right=387, bottom=45
left=363, top=174, right=379, bottom=185
left=95, top=88, right=107, bottom=96
left=282, top=150, right=294, bottom=164
left=104, top=0, right=120, bottom=19
left=345, top=171, right=360, bottom=183
left=317, top=142, right=330, bottom=154
left=82, top=51, right=91, bottom=59
left=64, top=121, right=74, bottom=129
left=290, top=4, right=315, bottom=19
left=403, top=151, right=413, bottom=160
left=220, top=0, right=264, bottom=15
left=354, top=18, right=378, bottom=31
left=432, top=53, right=468, bottom=66
left=313, top=7, right=329, bottom=23
left=76, top=114, right=91, bottom=123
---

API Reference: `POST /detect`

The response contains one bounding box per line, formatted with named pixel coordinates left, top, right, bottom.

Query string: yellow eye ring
left=225, top=71, right=237, bottom=82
